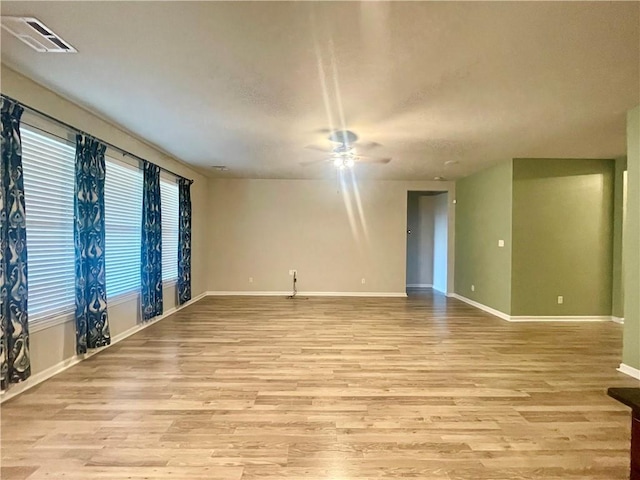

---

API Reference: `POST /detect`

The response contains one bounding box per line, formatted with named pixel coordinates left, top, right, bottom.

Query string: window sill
left=30, top=290, right=141, bottom=333
left=30, top=310, right=75, bottom=334
left=29, top=284, right=179, bottom=333
left=163, top=278, right=178, bottom=288
left=108, top=290, right=140, bottom=307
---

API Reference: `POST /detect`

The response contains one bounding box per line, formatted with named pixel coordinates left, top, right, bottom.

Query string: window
left=160, top=178, right=179, bottom=282
left=19, top=121, right=182, bottom=321
left=104, top=156, right=143, bottom=298
left=21, top=126, right=76, bottom=321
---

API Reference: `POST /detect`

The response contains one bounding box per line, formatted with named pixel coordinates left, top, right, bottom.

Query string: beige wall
left=207, top=178, right=455, bottom=294
left=1, top=65, right=208, bottom=380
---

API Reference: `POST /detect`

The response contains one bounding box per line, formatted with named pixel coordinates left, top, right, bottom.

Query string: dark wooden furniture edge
left=609, top=387, right=640, bottom=480
left=608, top=387, right=640, bottom=411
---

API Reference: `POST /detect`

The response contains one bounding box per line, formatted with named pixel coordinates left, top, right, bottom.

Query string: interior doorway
left=406, top=191, right=448, bottom=294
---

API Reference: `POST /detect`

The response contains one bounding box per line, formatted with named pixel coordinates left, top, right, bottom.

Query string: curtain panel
left=141, top=162, right=162, bottom=320
left=74, top=135, right=110, bottom=355
left=0, top=99, right=31, bottom=390
left=177, top=179, right=191, bottom=305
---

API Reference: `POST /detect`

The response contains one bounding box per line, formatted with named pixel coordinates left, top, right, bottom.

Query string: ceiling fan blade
left=300, top=158, right=330, bottom=167
left=313, top=128, right=332, bottom=134
left=356, top=141, right=382, bottom=150
left=305, top=144, right=332, bottom=153
left=356, top=156, right=392, bottom=164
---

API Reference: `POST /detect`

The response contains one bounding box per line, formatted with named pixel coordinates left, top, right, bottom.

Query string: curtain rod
left=1, top=93, right=194, bottom=184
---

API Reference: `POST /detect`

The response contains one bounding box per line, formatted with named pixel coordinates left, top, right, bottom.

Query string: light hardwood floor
left=1, top=291, right=637, bottom=480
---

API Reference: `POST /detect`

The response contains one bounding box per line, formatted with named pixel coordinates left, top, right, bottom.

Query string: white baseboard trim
left=618, top=363, right=640, bottom=380
left=449, top=293, right=511, bottom=321
left=0, top=355, right=86, bottom=404
left=611, top=316, right=625, bottom=324
left=305, top=291, right=408, bottom=298
left=206, top=291, right=408, bottom=298
left=109, top=291, right=207, bottom=345
left=407, top=284, right=433, bottom=288
left=207, top=291, right=291, bottom=296
left=449, top=293, right=615, bottom=323
left=509, top=316, right=612, bottom=323
left=0, top=291, right=207, bottom=403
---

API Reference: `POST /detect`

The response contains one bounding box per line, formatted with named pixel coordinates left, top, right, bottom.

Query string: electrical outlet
left=249, top=277, right=253, bottom=283
left=498, top=239, right=505, bottom=247
left=471, top=285, right=475, bottom=292
left=361, top=278, right=366, bottom=284
left=557, top=295, right=564, bottom=305
left=289, top=269, right=297, bottom=276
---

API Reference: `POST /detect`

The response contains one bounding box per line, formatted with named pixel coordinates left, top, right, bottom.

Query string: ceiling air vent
left=1, top=17, right=77, bottom=53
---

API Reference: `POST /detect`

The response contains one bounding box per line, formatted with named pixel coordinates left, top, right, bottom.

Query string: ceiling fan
left=302, top=130, right=391, bottom=168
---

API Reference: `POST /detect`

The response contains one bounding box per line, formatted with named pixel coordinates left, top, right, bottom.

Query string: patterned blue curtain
left=141, top=162, right=162, bottom=320
left=74, top=135, right=110, bottom=355
left=178, top=179, right=191, bottom=305
left=0, top=99, right=30, bottom=390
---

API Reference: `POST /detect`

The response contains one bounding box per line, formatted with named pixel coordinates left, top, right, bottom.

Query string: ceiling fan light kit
left=333, top=155, right=355, bottom=169
left=302, top=129, right=391, bottom=169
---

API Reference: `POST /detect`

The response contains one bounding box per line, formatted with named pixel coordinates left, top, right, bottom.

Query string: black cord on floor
left=286, top=271, right=308, bottom=300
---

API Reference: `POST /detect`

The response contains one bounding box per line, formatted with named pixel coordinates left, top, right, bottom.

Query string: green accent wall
left=623, top=106, right=640, bottom=370
left=454, top=160, right=512, bottom=314
left=612, top=157, right=627, bottom=319
left=511, top=159, right=615, bottom=316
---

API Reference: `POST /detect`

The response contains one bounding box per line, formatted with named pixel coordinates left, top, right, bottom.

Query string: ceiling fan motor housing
left=328, top=130, right=358, bottom=145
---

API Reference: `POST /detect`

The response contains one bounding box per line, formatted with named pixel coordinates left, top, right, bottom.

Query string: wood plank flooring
left=1, top=291, right=637, bottom=479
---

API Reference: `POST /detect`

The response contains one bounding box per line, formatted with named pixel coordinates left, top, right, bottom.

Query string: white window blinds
left=160, top=178, right=179, bottom=282
left=21, top=126, right=76, bottom=321
left=104, top=156, right=143, bottom=298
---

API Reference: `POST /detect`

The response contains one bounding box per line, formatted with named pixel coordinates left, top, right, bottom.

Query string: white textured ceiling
left=1, top=1, right=638, bottom=180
